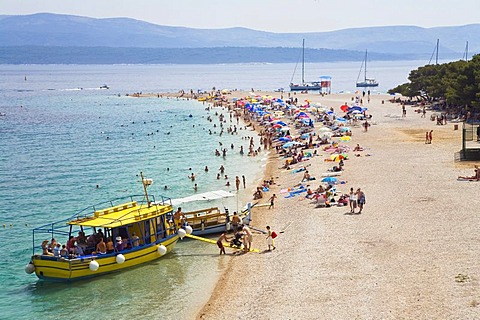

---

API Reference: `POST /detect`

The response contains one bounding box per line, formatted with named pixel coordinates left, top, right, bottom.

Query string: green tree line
left=389, top=55, right=480, bottom=111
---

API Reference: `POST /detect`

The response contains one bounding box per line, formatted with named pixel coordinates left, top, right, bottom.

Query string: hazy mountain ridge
left=0, top=46, right=410, bottom=65
left=0, top=13, right=476, bottom=64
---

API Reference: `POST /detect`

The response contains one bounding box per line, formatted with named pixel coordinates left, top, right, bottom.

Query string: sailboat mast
left=302, top=39, right=305, bottom=84
left=435, top=39, right=439, bottom=65
left=364, top=50, right=367, bottom=81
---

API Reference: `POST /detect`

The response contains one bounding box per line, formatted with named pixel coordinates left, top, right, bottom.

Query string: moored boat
left=170, top=190, right=252, bottom=236
left=289, top=39, right=325, bottom=92
left=25, top=173, right=180, bottom=281
left=356, top=50, right=379, bottom=88
left=182, top=203, right=252, bottom=236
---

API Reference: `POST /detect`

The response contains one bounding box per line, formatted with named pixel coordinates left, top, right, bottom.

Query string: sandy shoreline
left=187, top=90, right=480, bottom=319
left=135, top=90, right=480, bottom=319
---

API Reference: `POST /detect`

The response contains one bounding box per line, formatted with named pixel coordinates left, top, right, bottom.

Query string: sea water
left=0, top=60, right=436, bottom=319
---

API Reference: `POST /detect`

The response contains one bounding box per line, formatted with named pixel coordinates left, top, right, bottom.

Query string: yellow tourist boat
left=25, top=174, right=180, bottom=281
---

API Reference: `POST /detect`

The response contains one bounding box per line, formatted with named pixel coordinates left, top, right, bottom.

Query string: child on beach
left=217, top=233, right=230, bottom=255
left=266, top=226, right=276, bottom=251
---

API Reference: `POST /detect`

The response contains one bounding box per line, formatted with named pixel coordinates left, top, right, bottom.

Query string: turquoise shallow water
left=0, top=75, right=265, bottom=319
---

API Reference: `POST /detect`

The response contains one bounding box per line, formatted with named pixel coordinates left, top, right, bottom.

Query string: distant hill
left=0, top=46, right=408, bottom=64
left=0, top=13, right=476, bottom=64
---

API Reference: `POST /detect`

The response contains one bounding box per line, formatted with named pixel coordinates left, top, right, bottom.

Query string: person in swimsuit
left=266, top=226, right=276, bottom=251
left=242, top=225, right=253, bottom=252
left=231, top=212, right=241, bottom=233
left=216, top=233, right=230, bottom=255
left=348, top=187, right=357, bottom=213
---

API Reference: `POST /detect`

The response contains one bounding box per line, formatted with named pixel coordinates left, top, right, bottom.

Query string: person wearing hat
left=115, top=236, right=124, bottom=251
left=41, top=240, right=54, bottom=256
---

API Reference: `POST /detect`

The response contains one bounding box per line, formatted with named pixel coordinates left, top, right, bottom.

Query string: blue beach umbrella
left=282, top=141, right=302, bottom=148
left=336, top=117, right=347, bottom=122
left=278, top=137, right=292, bottom=142
left=349, top=106, right=362, bottom=112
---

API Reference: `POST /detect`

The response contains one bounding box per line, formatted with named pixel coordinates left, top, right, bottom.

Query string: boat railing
left=31, top=194, right=173, bottom=255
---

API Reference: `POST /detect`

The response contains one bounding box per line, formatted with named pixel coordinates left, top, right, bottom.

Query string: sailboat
left=289, top=39, right=322, bottom=91
left=356, top=50, right=378, bottom=88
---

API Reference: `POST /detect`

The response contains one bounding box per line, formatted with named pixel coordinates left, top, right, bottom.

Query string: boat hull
left=191, top=215, right=251, bottom=236
left=356, top=82, right=379, bottom=88
left=32, top=235, right=178, bottom=281
left=289, top=84, right=322, bottom=91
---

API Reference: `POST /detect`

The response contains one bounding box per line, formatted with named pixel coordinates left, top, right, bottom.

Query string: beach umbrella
left=318, top=127, right=332, bottom=132
left=272, top=124, right=282, bottom=129
left=282, top=141, right=302, bottom=148
left=335, top=117, right=347, bottom=122
left=280, top=127, right=290, bottom=132
left=350, top=106, right=363, bottom=112
left=339, top=127, right=351, bottom=132
left=278, top=137, right=292, bottom=142
left=274, top=121, right=288, bottom=126
left=340, top=136, right=351, bottom=141
left=273, top=111, right=285, bottom=117
left=340, top=105, right=349, bottom=112
left=330, top=155, right=345, bottom=162
left=321, top=177, right=338, bottom=183
left=321, top=132, right=333, bottom=139
left=330, top=154, right=344, bottom=160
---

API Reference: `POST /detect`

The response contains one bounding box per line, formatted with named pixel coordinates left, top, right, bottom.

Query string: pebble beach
left=185, top=91, right=480, bottom=319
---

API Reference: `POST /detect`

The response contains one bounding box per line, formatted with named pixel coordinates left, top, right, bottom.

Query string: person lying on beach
left=458, top=166, right=480, bottom=181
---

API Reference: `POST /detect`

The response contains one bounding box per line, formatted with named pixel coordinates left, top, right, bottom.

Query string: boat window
left=144, top=220, right=152, bottom=244
left=156, top=216, right=166, bottom=239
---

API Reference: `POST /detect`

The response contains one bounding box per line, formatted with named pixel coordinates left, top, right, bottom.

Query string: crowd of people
left=40, top=228, right=142, bottom=258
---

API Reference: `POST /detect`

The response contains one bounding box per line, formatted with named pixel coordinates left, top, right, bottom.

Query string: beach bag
left=271, top=231, right=278, bottom=239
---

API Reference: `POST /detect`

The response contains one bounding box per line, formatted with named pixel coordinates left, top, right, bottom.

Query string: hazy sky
left=1, top=0, right=479, bottom=32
